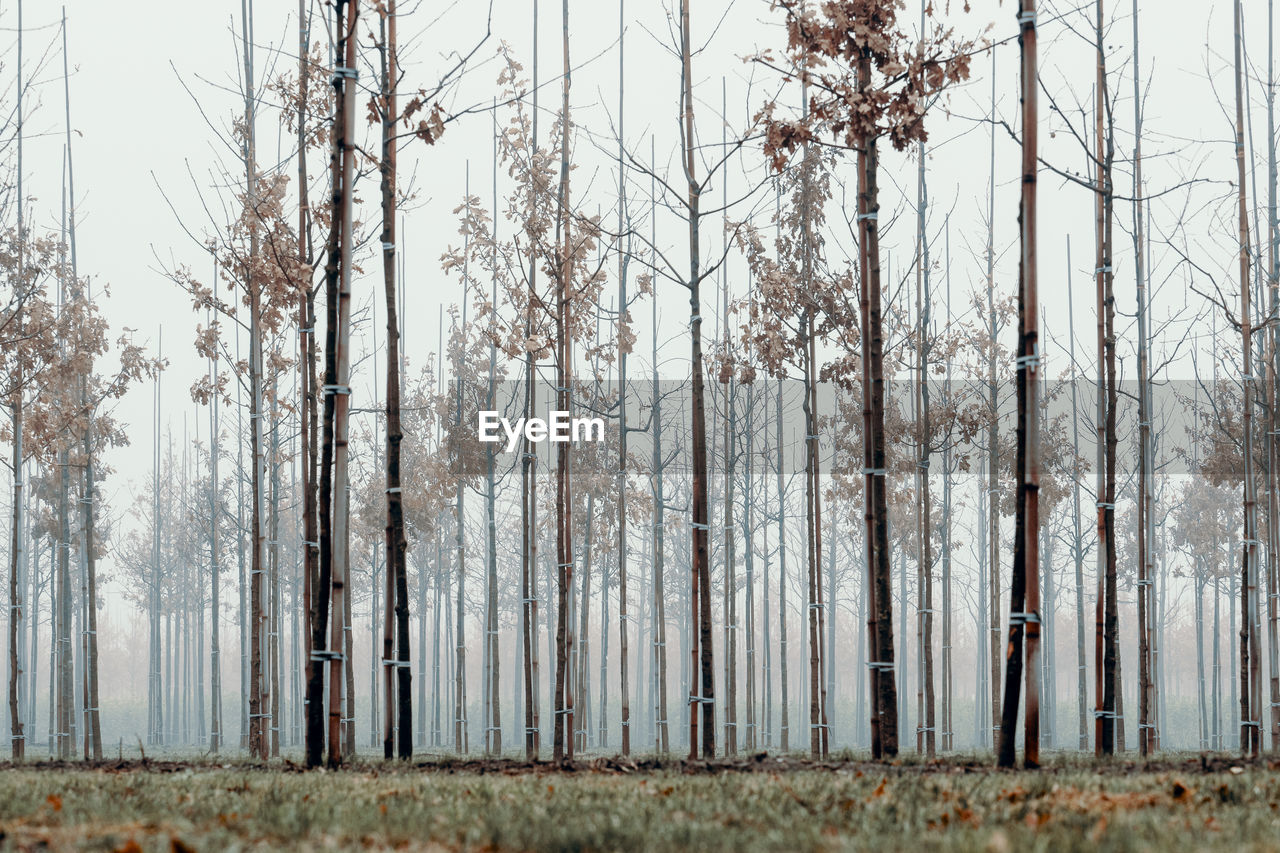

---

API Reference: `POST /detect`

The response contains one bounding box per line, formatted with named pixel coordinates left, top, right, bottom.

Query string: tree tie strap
left=310, top=650, right=345, bottom=662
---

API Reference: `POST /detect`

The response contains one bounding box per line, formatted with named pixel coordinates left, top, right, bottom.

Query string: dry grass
left=0, top=753, right=1275, bottom=851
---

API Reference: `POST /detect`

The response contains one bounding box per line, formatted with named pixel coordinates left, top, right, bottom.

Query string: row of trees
left=3, top=4, right=158, bottom=761
left=5, top=0, right=1280, bottom=769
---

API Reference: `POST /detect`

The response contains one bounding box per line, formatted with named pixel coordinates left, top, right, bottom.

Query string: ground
left=0, top=753, right=1276, bottom=851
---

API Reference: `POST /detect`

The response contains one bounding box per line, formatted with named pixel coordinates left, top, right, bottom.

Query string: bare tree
left=997, top=0, right=1040, bottom=770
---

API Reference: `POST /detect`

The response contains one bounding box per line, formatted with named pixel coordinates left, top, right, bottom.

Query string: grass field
left=0, top=753, right=1276, bottom=851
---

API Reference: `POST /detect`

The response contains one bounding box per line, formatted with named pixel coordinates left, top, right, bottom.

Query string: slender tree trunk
left=745, top=384, right=758, bottom=751
left=8, top=382, right=23, bottom=760
left=521, top=1, right=542, bottom=761
left=80, top=389, right=101, bottom=760
left=236, top=0, right=268, bottom=761
left=998, top=0, right=1040, bottom=769
left=269, top=383, right=282, bottom=757
left=552, top=0, right=576, bottom=763
left=1066, top=237, right=1088, bottom=751
left=320, top=0, right=358, bottom=768
left=483, top=136, right=502, bottom=757
left=675, top=0, right=715, bottom=760
left=914, top=114, right=936, bottom=759
left=1234, top=0, right=1263, bottom=757
left=1093, top=0, right=1120, bottom=756
left=985, top=53, right=1002, bottom=753
left=55, top=327, right=71, bottom=758
left=858, top=49, right=898, bottom=759
left=796, top=114, right=826, bottom=760
left=1131, top=0, right=1157, bottom=757
left=26, top=524, right=35, bottom=747
left=941, top=224, right=953, bottom=752
left=574, top=498, right=593, bottom=753
left=7, top=0, right=24, bottom=764
left=56, top=434, right=71, bottom=761
left=1197, top=572, right=1208, bottom=749
left=1267, top=0, right=1280, bottom=756
left=725, top=372, right=739, bottom=756
left=376, top=0, right=412, bottom=761
left=762, top=386, right=774, bottom=750
left=616, top=0, right=632, bottom=758
left=297, top=0, right=323, bottom=768
left=776, top=378, right=790, bottom=753
left=651, top=252, right=670, bottom=755
left=453, top=206, right=471, bottom=757
left=60, top=15, right=100, bottom=760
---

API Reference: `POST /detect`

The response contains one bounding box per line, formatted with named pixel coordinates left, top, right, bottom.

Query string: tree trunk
left=484, top=136, right=502, bottom=756
left=521, top=1, right=542, bottom=761
left=985, top=52, right=1002, bottom=753
left=1131, top=0, right=1156, bottom=757
left=776, top=377, right=790, bottom=753
left=237, top=0, right=269, bottom=762
left=616, top=0, right=632, bottom=758
left=1094, top=0, right=1119, bottom=756
left=299, top=0, right=325, bottom=769
left=271, top=395, right=283, bottom=757
left=552, top=0, right=576, bottom=763
left=858, top=49, right=898, bottom=759
left=941, top=225, right=953, bottom=753
left=1197, top=573, right=1208, bottom=749
left=915, top=108, right=936, bottom=759
left=798, top=110, right=826, bottom=760
left=678, top=0, right=715, bottom=761
left=998, top=0, right=1040, bottom=769
left=1234, top=0, right=1263, bottom=757
left=377, top=0, right=412, bottom=761
left=744, top=385, right=757, bottom=751
left=57, top=435, right=72, bottom=760
left=80, top=389, right=101, bottom=759
left=453, top=229, right=470, bottom=757
left=1066, top=237, right=1088, bottom=751
left=8, top=387, right=23, bottom=760
left=8, top=0, right=25, bottom=765
left=1267, top=0, right=1280, bottom=756
left=651, top=256, right=670, bottom=755
left=321, top=0, right=358, bottom=768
